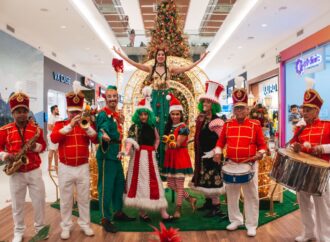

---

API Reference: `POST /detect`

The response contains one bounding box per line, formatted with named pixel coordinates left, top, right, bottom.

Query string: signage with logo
left=52, top=72, right=71, bottom=85
left=258, top=76, right=279, bottom=109
left=295, top=48, right=324, bottom=75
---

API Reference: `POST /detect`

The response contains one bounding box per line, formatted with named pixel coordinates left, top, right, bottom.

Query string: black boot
left=101, top=218, right=118, bottom=233
left=197, top=198, right=212, bottom=211
left=204, top=204, right=228, bottom=218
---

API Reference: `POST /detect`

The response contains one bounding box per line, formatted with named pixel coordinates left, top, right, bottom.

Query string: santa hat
left=136, top=86, right=152, bottom=111
left=199, top=80, right=224, bottom=104
left=66, top=80, right=84, bottom=112
left=166, top=93, right=183, bottom=113
left=302, top=77, right=323, bottom=110
left=9, top=92, right=30, bottom=112
left=232, top=76, right=248, bottom=107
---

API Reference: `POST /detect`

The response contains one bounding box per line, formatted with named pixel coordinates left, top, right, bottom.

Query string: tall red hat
left=302, top=77, right=323, bottom=110
left=9, top=92, right=29, bottom=112
left=199, top=80, right=224, bottom=104
left=166, top=93, right=183, bottom=113
left=66, top=80, right=84, bottom=111
left=232, top=76, right=248, bottom=107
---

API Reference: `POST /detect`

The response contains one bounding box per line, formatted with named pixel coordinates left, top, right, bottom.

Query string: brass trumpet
left=80, top=111, right=91, bottom=129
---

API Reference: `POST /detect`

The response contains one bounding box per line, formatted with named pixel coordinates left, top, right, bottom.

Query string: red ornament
left=112, top=58, right=124, bottom=73
left=156, top=103, right=161, bottom=108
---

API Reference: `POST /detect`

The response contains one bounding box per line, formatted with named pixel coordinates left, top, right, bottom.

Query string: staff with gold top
left=289, top=78, right=330, bottom=242
left=0, top=92, right=47, bottom=242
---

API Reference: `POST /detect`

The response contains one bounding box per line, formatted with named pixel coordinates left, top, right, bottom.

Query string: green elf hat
left=107, top=85, right=117, bottom=91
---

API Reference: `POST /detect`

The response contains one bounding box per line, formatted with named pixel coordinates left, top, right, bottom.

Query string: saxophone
left=4, top=127, right=40, bottom=175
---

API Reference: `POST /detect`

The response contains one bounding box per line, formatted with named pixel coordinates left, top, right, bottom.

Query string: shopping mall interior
left=0, top=0, right=330, bottom=241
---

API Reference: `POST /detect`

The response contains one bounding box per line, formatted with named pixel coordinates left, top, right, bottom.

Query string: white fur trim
left=198, top=95, right=219, bottom=104
left=0, top=151, right=9, bottom=161
left=126, top=138, right=140, bottom=150
left=169, top=105, right=183, bottom=113
left=321, top=144, right=330, bottom=154
left=59, top=124, right=72, bottom=134
left=32, top=143, right=42, bottom=153
left=136, top=105, right=152, bottom=111
left=166, top=94, right=171, bottom=100
left=142, top=86, right=152, bottom=98
left=189, top=182, right=225, bottom=196
left=161, top=173, right=192, bottom=178
left=124, top=195, right=168, bottom=211
left=214, top=147, right=222, bottom=154
left=85, top=126, right=97, bottom=137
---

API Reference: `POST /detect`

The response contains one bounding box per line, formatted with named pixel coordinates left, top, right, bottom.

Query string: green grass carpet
left=51, top=189, right=298, bottom=232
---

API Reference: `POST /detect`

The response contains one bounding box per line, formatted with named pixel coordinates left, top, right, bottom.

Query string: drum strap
left=285, top=125, right=306, bottom=147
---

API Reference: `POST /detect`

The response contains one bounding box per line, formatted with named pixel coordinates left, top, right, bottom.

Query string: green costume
left=149, top=70, right=170, bottom=173
left=96, top=106, right=124, bottom=221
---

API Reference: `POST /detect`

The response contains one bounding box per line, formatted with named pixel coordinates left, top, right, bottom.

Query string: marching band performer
left=290, top=78, right=330, bottom=242
left=214, top=77, right=266, bottom=237
left=0, top=92, right=47, bottom=242
left=51, top=81, right=97, bottom=240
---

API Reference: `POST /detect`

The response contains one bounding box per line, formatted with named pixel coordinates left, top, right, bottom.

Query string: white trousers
left=225, top=161, right=259, bottom=230
left=298, top=181, right=330, bottom=242
left=58, top=162, right=91, bottom=231
left=9, top=168, right=46, bottom=236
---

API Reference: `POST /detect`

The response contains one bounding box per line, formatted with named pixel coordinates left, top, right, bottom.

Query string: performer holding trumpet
left=0, top=92, right=47, bottom=242
left=290, top=78, right=330, bottom=242
left=50, top=81, right=97, bottom=240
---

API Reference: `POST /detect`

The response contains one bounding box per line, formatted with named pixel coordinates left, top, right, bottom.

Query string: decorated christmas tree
left=146, top=0, right=190, bottom=60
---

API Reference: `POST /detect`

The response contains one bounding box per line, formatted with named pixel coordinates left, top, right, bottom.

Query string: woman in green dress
left=113, top=46, right=208, bottom=173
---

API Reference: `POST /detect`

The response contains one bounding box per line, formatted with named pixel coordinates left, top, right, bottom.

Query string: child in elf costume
left=124, top=86, right=174, bottom=222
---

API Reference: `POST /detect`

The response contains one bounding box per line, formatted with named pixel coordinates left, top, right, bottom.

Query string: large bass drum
left=270, top=148, right=330, bottom=196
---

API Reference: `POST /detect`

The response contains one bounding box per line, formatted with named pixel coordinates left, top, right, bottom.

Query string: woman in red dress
left=161, top=93, right=196, bottom=218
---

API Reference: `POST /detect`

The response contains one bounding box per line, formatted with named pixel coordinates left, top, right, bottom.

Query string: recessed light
left=40, top=8, right=48, bottom=12
left=279, top=6, right=287, bottom=11
left=238, top=46, right=243, bottom=49
left=261, top=24, right=267, bottom=27
left=85, top=47, right=90, bottom=51
left=60, top=25, right=67, bottom=29
left=248, top=36, right=255, bottom=40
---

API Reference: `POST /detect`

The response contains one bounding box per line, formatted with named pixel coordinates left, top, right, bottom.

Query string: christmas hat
left=9, top=92, right=29, bottom=112
left=302, top=77, right=323, bottom=110
left=136, top=86, right=152, bottom=111
left=66, top=80, right=84, bottom=112
left=199, top=80, right=224, bottom=104
left=232, top=76, right=248, bottom=107
left=166, top=93, right=183, bottom=113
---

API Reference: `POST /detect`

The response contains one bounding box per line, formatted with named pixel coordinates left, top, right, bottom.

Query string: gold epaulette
left=249, top=119, right=261, bottom=125
left=0, top=122, right=15, bottom=131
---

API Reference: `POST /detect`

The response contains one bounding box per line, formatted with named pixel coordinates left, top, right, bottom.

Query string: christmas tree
left=146, top=0, right=190, bottom=60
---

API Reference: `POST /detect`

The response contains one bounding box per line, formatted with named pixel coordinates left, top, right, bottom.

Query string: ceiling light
left=238, top=46, right=242, bottom=49
left=279, top=6, right=287, bottom=11
left=40, top=8, right=48, bottom=12
left=261, top=23, right=267, bottom=27
left=248, top=36, right=255, bottom=39
left=60, top=25, right=67, bottom=29
left=200, top=0, right=259, bottom=68
left=85, top=47, right=90, bottom=51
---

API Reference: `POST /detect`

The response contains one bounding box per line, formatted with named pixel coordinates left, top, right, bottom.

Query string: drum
left=222, top=162, right=254, bottom=184
left=270, top=148, right=330, bottom=196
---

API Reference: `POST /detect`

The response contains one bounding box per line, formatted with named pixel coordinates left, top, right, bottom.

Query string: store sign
left=295, top=48, right=324, bottom=75
left=52, top=72, right=71, bottom=85
left=262, top=83, right=278, bottom=95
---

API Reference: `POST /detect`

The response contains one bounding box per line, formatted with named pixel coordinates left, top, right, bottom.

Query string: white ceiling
left=0, top=0, right=329, bottom=87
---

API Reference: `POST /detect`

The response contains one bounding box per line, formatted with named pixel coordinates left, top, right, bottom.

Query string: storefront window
left=47, top=89, right=66, bottom=125
left=285, top=42, right=330, bottom=142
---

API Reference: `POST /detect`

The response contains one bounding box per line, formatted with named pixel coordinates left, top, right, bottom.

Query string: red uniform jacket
left=0, top=121, right=46, bottom=172
left=51, top=120, right=98, bottom=166
left=290, top=119, right=330, bottom=161
left=216, top=118, right=266, bottom=163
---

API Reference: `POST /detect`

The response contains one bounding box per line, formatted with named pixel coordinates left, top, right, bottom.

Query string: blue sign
left=53, top=72, right=71, bottom=85
left=295, top=48, right=324, bottom=75
left=263, top=83, right=278, bottom=95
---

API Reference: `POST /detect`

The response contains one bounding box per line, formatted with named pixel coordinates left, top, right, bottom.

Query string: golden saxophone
left=4, top=128, right=40, bottom=175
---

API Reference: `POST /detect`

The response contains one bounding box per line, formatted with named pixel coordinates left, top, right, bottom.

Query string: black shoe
left=101, top=218, right=118, bottom=233
left=113, top=212, right=136, bottom=222
left=139, top=214, right=151, bottom=222
left=197, top=198, right=213, bottom=211
left=204, top=205, right=228, bottom=218
left=162, top=215, right=176, bottom=223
